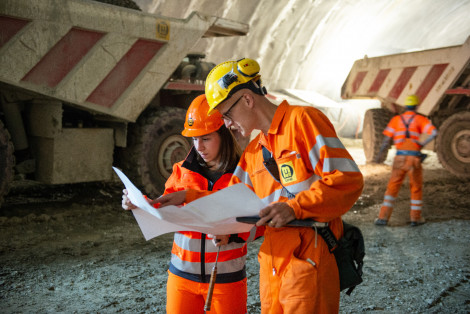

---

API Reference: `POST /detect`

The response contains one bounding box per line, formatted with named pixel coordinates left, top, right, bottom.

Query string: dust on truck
left=0, top=0, right=248, bottom=205
left=341, top=36, right=470, bottom=178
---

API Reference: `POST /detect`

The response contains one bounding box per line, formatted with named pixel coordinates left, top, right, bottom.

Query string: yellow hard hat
left=404, top=95, right=420, bottom=106
left=182, top=94, right=224, bottom=137
left=205, top=58, right=264, bottom=115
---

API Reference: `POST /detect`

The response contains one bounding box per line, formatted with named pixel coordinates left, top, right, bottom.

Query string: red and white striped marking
left=1, top=15, right=166, bottom=109
left=342, top=38, right=470, bottom=115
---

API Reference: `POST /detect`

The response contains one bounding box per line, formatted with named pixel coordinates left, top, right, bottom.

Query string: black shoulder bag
left=261, top=146, right=365, bottom=295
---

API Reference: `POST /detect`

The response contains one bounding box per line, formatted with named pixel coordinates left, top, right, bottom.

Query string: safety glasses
left=220, top=95, right=243, bottom=121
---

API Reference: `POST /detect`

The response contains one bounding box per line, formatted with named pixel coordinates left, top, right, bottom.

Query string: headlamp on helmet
left=182, top=94, right=224, bottom=137
left=205, top=58, right=266, bottom=115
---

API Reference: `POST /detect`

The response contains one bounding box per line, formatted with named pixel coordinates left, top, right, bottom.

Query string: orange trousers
left=378, top=155, right=423, bottom=221
left=166, top=271, right=247, bottom=314
left=258, top=227, right=340, bottom=314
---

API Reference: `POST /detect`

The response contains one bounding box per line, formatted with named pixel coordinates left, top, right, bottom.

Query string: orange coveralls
left=378, top=111, right=437, bottom=222
left=187, top=101, right=364, bottom=313
left=163, top=147, right=262, bottom=314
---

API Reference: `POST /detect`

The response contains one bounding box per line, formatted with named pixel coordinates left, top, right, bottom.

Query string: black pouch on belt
left=260, top=146, right=365, bottom=295
left=319, top=222, right=365, bottom=295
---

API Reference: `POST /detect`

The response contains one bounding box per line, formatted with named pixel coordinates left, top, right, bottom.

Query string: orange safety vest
left=383, top=111, right=437, bottom=151
left=162, top=147, right=262, bottom=284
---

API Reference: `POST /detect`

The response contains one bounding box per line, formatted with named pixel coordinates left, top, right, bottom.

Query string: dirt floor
left=1, top=140, right=469, bottom=313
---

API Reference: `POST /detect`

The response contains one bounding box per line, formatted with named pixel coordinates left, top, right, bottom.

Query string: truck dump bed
left=341, top=36, right=470, bottom=116
left=0, top=0, right=248, bottom=122
left=0, top=0, right=249, bottom=204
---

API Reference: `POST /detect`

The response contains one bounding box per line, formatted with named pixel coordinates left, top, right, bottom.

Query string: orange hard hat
left=182, top=94, right=224, bottom=137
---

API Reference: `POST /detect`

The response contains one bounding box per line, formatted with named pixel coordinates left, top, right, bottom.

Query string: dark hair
left=196, top=125, right=242, bottom=173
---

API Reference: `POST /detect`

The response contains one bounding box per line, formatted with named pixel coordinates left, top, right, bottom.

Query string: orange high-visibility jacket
left=234, top=101, right=363, bottom=225
left=162, top=147, right=262, bottom=284
left=383, top=111, right=437, bottom=151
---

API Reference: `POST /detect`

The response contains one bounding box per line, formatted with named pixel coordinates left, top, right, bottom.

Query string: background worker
left=122, top=94, right=263, bottom=314
left=157, top=58, right=364, bottom=313
left=374, top=95, right=438, bottom=227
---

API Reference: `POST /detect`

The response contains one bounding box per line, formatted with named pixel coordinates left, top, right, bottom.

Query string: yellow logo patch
left=280, top=161, right=297, bottom=184
left=156, top=20, right=170, bottom=41
left=187, top=116, right=194, bottom=126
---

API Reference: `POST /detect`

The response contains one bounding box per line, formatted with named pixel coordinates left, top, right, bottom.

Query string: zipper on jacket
left=201, top=233, right=206, bottom=282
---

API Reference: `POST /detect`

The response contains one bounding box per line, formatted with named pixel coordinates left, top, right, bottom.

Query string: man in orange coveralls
left=374, top=95, right=437, bottom=227
left=157, top=58, right=364, bottom=313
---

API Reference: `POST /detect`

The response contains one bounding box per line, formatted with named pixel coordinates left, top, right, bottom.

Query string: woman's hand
left=121, top=189, right=137, bottom=210
left=207, top=234, right=230, bottom=247
left=155, top=190, right=186, bottom=207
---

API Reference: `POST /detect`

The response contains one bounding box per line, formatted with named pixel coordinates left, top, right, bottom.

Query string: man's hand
left=122, top=189, right=137, bottom=210
left=155, top=190, right=186, bottom=207
left=256, top=202, right=296, bottom=228
left=207, top=234, right=230, bottom=247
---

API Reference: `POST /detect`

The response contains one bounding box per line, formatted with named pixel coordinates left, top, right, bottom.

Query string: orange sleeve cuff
left=185, top=189, right=199, bottom=203
left=185, top=189, right=213, bottom=203
left=286, top=199, right=302, bottom=219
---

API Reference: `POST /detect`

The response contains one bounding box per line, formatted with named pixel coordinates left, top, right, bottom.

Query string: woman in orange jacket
left=122, top=94, right=262, bottom=313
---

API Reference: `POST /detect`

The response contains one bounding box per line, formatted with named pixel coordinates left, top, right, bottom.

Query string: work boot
left=410, top=217, right=426, bottom=227
left=374, top=218, right=388, bottom=226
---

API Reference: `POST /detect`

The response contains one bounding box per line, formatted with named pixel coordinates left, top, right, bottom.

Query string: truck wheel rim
left=157, top=135, right=191, bottom=178
left=452, top=129, right=470, bottom=163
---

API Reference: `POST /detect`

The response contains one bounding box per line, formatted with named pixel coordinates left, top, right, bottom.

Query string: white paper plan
left=113, top=167, right=264, bottom=240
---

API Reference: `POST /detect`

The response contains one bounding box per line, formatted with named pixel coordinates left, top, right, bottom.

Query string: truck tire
left=120, top=107, right=191, bottom=198
left=0, top=120, right=15, bottom=207
left=436, top=111, right=470, bottom=179
left=362, top=108, right=394, bottom=163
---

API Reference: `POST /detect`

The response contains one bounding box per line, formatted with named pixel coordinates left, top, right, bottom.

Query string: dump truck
left=341, top=36, right=470, bottom=178
left=0, top=0, right=248, bottom=205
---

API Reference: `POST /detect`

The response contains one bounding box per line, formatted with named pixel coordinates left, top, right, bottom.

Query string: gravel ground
left=1, top=143, right=469, bottom=313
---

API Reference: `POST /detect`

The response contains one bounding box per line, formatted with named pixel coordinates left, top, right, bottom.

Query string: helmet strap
left=251, top=79, right=267, bottom=95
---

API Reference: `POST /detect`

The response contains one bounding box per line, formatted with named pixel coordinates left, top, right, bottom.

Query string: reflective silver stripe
left=261, top=188, right=283, bottom=205
left=385, top=126, right=394, bottom=133
left=171, top=255, right=200, bottom=273
left=286, top=175, right=319, bottom=193
left=315, top=135, right=346, bottom=149
left=246, top=226, right=258, bottom=242
left=395, top=131, right=406, bottom=136
left=309, top=135, right=346, bottom=168
left=215, top=256, right=246, bottom=274
left=423, top=124, right=436, bottom=134
left=233, top=166, right=253, bottom=187
left=171, top=240, right=248, bottom=275
left=171, top=254, right=247, bottom=275
left=261, top=174, right=319, bottom=204
left=174, top=232, right=200, bottom=252
left=411, top=200, right=422, bottom=210
left=323, top=157, right=360, bottom=173
left=383, top=195, right=395, bottom=207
